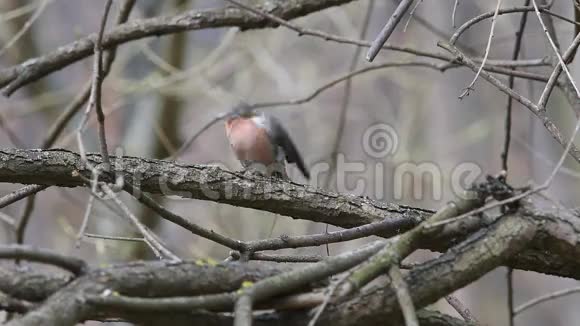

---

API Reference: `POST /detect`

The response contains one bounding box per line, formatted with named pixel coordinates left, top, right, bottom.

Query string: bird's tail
left=280, top=138, right=309, bottom=180
left=284, top=141, right=309, bottom=180
left=269, top=116, right=310, bottom=180
left=293, top=151, right=310, bottom=180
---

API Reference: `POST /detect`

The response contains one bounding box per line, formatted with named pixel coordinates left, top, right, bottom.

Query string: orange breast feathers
left=225, top=118, right=276, bottom=164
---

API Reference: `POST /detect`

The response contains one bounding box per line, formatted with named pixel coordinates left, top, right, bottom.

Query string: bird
left=224, top=103, right=310, bottom=180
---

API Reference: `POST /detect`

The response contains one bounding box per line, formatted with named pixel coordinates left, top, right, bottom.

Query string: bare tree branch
left=439, top=42, right=580, bottom=163
left=0, top=148, right=431, bottom=230
left=0, top=0, right=365, bottom=96
left=0, top=245, right=86, bottom=275
left=366, top=0, right=414, bottom=62
left=0, top=185, right=48, bottom=209
left=319, top=215, right=536, bottom=326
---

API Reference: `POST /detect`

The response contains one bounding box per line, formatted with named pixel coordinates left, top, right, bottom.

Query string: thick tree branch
left=0, top=148, right=431, bottom=229
left=0, top=0, right=363, bottom=96
left=1, top=149, right=580, bottom=279
left=0, top=256, right=477, bottom=326
left=3, top=261, right=287, bottom=326
left=319, top=215, right=536, bottom=326
left=0, top=209, right=576, bottom=325
left=0, top=245, right=87, bottom=275
left=0, top=268, right=70, bottom=302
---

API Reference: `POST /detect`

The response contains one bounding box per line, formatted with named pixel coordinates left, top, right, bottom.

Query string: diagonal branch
left=0, top=0, right=363, bottom=96
left=0, top=148, right=432, bottom=230
left=1, top=149, right=580, bottom=280
left=319, top=215, right=537, bottom=326
left=531, top=0, right=580, bottom=99
left=458, top=0, right=503, bottom=99
left=339, top=193, right=485, bottom=296
left=0, top=185, right=48, bottom=209
left=365, top=0, right=414, bottom=61
left=439, top=42, right=580, bottom=163
left=3, top=261, right=287, bottom=326
left=0, top=245, right=87, bottom=275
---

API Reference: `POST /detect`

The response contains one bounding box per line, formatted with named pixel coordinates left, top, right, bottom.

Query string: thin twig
left=244, top=217, right=417, bottom=252
left=124, top=181, right=244, bottom=251
left=42, top=0, right=135, bottom=149
left=75, top=196, right=96, bottom=244
left=87, top=290, right=324, bottom=313
left=366, top=0, right=415, bottom=62
left=532, top=0, right=580, bottom=99
left=427, top=115, right=580, bottom=229
left=20, top=1, right=136, bottom=245
left=169, top=112, right=228, bottom=160
left=0, top=185, right=47, bottom=209
left=459, top=0, right=503, bottom=99
left=68, top=0, right=132, bottom=253
left=167, top=60, right=447, bottom=159
left=75, top=170, right=100, bottom=247
left=90, top=0, right=113, bottom=172
left=449, top=4, right=550, bottom=45
left=254, top=61, right=446, bottom=109
left=445, top=295, right=479, bottom=324
left=538, top=0, right=559, bottom=50
left=439, top=42, right=580, bottom=163
left=403, top=0, right=423, bottom=32
left=339, top=195, right=495, bottom=296
left=223, top=0, right=449, bottom=62
left=247, top=253, right=323, bottom=263
left=0, top=112, right=24, bottom=148
left=169, top=58, right=548, bottom=157
left=15, top=197, right=35, bottom=245
left=514, top=286, right=580, bottom=315
left=501, top=0, right=530, bottom=173
left=100, top=184, right=181, bottom=262
left=84, top=233, right=144, bottom=242
left=389, top=265, right=419, bottom=326
left=0, top=0, right=49, bottom=58
left=0, top=1, right=558, bottom=96
left=0, top=244, right=86, bottom=275
left=452, top=0, right=460, bottom=27
left=0, top=1, right=48, bottom=23
left=323, top=0, right=376, bottom=257
left=233, top=241, right=385, bottom=326
left=17, top=0, right=136, bottom=247
left=307, top=273, right=351, bottom=326
left=507, top=268, right=515, bottom=326
left=41, top=82, right=91, bottom=148
left=165, top=59, right=548, bottom=160
left=0, top=212, right=16, bottom=228
left=537, top=25, right=580, bottom=112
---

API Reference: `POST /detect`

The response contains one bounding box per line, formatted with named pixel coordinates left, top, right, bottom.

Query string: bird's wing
left=266, top=115, right=310, bottom=179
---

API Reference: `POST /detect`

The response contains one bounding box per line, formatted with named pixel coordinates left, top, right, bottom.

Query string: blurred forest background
left=0, top=0, right=579, bottom=325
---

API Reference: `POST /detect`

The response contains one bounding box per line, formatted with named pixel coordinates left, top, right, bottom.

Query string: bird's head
left=227, top=102, right=255, bottom=121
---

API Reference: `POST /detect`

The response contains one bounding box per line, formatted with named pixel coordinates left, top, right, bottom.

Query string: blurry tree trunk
left=124, top=0, right=189, bottom=260
left=1, top=0, right=46, bottom=95
left=0, top=0, right=53, bottom=141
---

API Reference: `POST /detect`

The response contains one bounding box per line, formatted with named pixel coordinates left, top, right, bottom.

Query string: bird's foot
left=240, top=168, right=267, bottom=178
left=238, top=161, right=289, bottom=180
left=271, top=170, right=289, bottom=180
